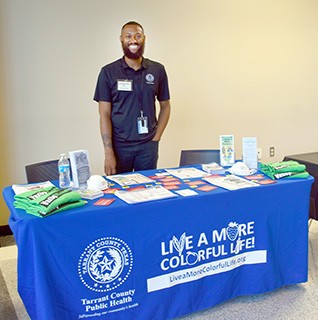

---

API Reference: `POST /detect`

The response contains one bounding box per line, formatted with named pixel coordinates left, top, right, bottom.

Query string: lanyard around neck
left=124, top=67, right=144, bottom=112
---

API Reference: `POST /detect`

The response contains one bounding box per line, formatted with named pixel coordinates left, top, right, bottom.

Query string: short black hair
left=121, top=21, right=144, bottom=32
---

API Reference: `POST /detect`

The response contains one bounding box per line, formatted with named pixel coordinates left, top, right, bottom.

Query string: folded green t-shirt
left=259, top=161, right=309, bottom=180
left=14, top=187, right=86, bottom=217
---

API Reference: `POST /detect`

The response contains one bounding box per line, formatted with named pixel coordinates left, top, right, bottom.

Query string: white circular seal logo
left=145, top=73, right=155, bottom=83
left=78, top=237, right=133, bottom=292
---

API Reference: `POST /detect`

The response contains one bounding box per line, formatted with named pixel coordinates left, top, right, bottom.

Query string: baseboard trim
left=0, top=225, right=13, bottom=236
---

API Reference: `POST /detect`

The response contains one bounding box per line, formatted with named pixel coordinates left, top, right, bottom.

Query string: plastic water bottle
left=58, top=153, right=71, bottom=188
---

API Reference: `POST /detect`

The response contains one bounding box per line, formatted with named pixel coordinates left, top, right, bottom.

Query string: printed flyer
left=219, top=135, right=235, bottom=167
left=242, top=137, right=258, bottom=170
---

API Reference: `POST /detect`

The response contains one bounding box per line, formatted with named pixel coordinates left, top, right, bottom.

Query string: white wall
left=1, top=0, right=318, bottom=224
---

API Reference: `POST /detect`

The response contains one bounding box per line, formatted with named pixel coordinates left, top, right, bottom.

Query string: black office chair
left=179, top=149, right=220, bottom=166
left=25, top=159, right=60, bottom=183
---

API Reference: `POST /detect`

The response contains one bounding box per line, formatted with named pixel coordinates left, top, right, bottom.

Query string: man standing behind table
left=94, top=21, right=171, bottom=175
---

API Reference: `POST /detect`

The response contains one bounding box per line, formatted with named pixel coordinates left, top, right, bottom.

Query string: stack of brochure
left=12, top=181, right=55, bottom=195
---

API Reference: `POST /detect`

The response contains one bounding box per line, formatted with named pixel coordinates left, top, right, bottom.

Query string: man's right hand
left=104, top=149, right=117, bottom=176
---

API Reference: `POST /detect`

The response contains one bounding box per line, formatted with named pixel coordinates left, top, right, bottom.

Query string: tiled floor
left=0, top=235, right=16, bottom=248
left=0, top=234, right=16, bottom=263
left=0, top=243, right=17, bottom=261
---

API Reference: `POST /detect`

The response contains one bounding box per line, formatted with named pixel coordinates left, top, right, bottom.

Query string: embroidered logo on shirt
left=145, top=73, right=155, bottom=84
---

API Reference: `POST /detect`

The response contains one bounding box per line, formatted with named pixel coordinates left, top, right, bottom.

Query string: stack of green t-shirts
left=259, top=160, right=309, bottom=180
left=14, top=186, right=86, bottom=217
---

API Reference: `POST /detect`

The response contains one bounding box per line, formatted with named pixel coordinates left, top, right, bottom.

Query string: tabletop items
left=260, top=160, right=309, bottom=179
left=13, top=186, right=86, bottom=217
left=115, top=185, right=178, bottom=204
left=12, top=180, right=54, bottom=195
left=10, top=160, right=310, bottom=218
left=58, top=154, right=71, bottom=188
left=69, top=149, right=91, bottom=188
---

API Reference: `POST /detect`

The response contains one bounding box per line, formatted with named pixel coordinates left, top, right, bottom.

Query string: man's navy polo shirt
left=94, top=57, right=170, bottom=144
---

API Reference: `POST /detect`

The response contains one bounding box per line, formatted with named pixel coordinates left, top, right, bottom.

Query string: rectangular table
left=284, top=152, right=318, bottom=220
left=2, top=168, right=313, bottom=320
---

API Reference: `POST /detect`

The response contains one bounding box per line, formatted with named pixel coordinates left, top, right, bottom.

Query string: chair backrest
left=25, top=159, right=60, bottom=183
left=179, top=149, right=220, bottom=166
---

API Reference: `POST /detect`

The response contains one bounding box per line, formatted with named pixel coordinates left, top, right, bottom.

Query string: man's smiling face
left=120, top=24, right=145, bottom=59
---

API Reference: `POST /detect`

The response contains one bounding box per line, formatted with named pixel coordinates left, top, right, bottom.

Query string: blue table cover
left=2, top=168, right=313, bottom=320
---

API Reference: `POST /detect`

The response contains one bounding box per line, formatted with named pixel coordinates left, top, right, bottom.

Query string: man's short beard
left=122, top=43, right=145, bottom=59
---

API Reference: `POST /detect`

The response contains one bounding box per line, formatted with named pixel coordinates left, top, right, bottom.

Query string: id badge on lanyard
left=137, top=111, right=149, bottom=134
left=118, top=71, right=148, bottom=134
